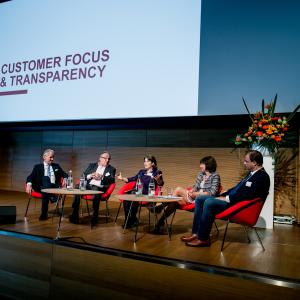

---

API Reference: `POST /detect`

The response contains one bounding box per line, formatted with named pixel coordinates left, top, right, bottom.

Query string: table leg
left=123, top=201, right=133, bottom=233
left=56, top=194, right=66, bottom=239
left=162, top=206, right=176, bottom=240
left=134, top=204, right=142, bottom=243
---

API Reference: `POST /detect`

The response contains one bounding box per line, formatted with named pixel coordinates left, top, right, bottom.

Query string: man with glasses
left=69, top=151, right=116, bottom=225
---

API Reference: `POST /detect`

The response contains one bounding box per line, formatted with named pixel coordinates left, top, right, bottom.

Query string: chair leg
left=254, top=228, right=265, bottom=251
left=114, top=202, right=122, bottom=223
left=86, top=200, right=90, bottom=217
left=243, top=226, right=251, bottom=243
left=24, top=197, right=31, bottom=217
left=221, top=220, right=230, bottom=251
left=214, top=221, right=219, bottom=234
left=167, top=209, right=176, bottom=240
left=105, top=200, right=110, bottom=223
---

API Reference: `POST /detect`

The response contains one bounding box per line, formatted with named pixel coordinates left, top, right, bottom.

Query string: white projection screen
left=0, top=0, right=201, bottom=122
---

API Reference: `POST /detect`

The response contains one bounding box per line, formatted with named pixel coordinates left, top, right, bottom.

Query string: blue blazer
left=224, top=168, right=270, bottom=206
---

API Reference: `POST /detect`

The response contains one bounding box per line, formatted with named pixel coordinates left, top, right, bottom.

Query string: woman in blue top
left=117, top=154, right=164, bottom=228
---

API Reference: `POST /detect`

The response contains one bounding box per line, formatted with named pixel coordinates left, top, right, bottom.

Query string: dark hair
left=144, top=154, right=157, bottom=168
left=248, top=150, right=263, bottom=166
left=200, top=156, right=217, bottom=173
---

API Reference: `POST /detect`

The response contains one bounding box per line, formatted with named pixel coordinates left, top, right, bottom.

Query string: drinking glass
left=62, top=178, right=67, bottom=189
left=167, top=188, right=173, bottom=197
left=156, top=186, right=163, bottom=196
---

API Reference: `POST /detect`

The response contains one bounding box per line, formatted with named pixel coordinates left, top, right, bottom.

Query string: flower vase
left=252, top=145, right=274, bottom=229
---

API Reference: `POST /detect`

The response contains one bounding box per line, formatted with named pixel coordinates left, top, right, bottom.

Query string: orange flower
left=266, top=129, right=273, bottom=135
left=274, top=136, right=281, bottom=142
left=255, top=131, right=263, bottom=136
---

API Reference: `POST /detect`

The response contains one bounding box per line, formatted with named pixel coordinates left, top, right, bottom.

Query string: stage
left=0, top=190, right=299, bottom=285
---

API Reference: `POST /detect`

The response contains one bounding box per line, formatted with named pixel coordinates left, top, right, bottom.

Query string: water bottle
left=67, top=170, right=73, bottom=189
left=135, top=176, right=143, bottom=196
left=148, top=177, right=155, bottom=198
left=79, top=173, right=86, bottom=190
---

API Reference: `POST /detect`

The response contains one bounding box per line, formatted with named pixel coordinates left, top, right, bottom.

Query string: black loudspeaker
left=0, top=206, right=16, bottom=224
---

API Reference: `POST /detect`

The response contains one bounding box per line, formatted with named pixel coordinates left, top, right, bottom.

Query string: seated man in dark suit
left=181, top=150, right=270, bottom=247
left=69, top=151, right=116, bottom=225
left=26, top=149, right=68, bottom=221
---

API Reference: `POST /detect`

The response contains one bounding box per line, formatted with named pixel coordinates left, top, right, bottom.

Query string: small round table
left=41, top=188, right=103, bottom=239
left=115, top=194, right=182, bottom=242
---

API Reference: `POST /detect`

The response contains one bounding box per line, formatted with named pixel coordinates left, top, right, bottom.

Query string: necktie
left=47, top=165, right=51, bottom=178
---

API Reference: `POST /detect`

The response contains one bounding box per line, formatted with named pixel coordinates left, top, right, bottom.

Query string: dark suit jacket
left=26, top=163, right=67, bottom=192
left=224, top=168, right=270, bottom=206
left=83, top=163, right=116, bottom=191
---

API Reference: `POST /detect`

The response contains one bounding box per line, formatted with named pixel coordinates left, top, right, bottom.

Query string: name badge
left=246, top=181, right=252, bottom=187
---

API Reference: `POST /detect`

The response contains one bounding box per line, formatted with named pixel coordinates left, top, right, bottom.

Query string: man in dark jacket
left=181, top=150, right=270, bottom=247
left=26, top=149, right=67, bottom=220
left=69, top=151, right=116, bottom=225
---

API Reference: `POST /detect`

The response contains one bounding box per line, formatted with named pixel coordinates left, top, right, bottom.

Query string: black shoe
left=151, top=226, right=163, bottom=235
left=39, top=214, right=48, bottom=221
left=91, top=216, right=99, bottom=226
left=148, top=204, right=164, bottom=214
left=49, top=196, right=58, bottom=203
left=69, top=214, right=79, bottom=224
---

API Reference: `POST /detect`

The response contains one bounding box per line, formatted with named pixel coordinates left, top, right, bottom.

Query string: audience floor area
left=0, top=190, right=299, bottom=283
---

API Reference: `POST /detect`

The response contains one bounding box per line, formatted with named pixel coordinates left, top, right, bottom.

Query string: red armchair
left=24, top=177, right=65, bottom=218
left=178, top=186, right=223, bottom=233
left=215, top=197, right=266, bottom=251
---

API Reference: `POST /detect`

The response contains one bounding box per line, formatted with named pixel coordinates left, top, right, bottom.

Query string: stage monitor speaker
left=0, top=206, right=16, bottom=224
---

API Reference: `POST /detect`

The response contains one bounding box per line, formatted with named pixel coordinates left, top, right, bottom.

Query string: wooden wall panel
left=42, top=131, right=74, bottom=176
left=73, top=130, right=107, bottom=148
left=190, top=128, right=236, bottom=147
left=147, top=129, right=190, bottom=147
left=11, top=131, right=43, bottom=190
left=298, top=132, right=300, bottom=224
left=0, top=127, right=298, bottom=222
left=108, top=129, right=147, bottom=147
left=0, top=147, right=13, bottom=190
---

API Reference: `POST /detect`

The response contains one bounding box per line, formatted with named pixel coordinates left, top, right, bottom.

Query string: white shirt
left=89, top=165, right=105, bottom=187
left=44, top=163, right=55, bottom=184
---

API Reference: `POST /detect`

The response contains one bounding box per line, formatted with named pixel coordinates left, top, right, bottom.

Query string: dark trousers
left=40, top=176, right=59, bottom=216
left=192, top=195, right=229, bottom=240
left=157, top=202, right=179, bottom=227
left=71, top=184, right=103, bottom=218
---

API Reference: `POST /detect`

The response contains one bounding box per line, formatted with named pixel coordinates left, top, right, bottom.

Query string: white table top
left=115, top=194, right=182, bottom=203
left=41, top=188, right=103, bottom=195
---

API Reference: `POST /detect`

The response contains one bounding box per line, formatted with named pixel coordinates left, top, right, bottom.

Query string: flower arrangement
left=234, top=94, right=299, bottom=156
